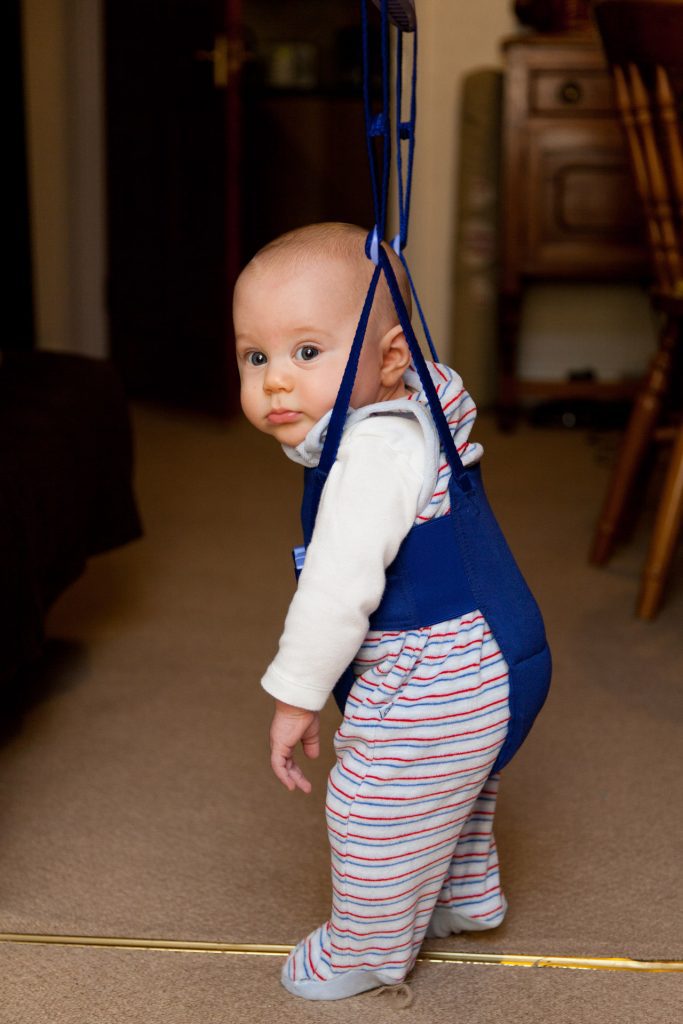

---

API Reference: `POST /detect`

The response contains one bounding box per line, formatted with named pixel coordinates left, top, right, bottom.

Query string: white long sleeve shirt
left=261, top=415, right=426, bottom=711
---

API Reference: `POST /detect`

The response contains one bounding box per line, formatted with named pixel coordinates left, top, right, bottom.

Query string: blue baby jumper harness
left=293, top=1, right=551, bottom=773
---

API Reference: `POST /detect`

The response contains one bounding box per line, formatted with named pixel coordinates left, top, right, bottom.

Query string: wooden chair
left=590, top=0, right=683, bottom=618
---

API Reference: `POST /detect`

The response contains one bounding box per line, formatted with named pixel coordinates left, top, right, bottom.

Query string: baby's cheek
left=239, top=387, right=261, bottom=428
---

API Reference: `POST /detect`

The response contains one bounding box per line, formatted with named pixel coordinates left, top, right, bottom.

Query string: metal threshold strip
left=1, top=934, right=681, bottom=973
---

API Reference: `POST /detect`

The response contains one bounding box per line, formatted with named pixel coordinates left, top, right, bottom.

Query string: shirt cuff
left=261, top=666, right=330, bottom=711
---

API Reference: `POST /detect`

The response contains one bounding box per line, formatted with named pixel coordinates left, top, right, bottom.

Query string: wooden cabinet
left=498, top=31, right=649, bottom=421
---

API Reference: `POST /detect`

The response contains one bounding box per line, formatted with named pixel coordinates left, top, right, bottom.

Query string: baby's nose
left=264, top=360, right=293, bottom=392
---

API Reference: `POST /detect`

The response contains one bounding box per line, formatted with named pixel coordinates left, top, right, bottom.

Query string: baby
left=233, top=222, right=544, bottom=1001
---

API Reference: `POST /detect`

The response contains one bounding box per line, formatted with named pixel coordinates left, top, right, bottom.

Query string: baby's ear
left=380, top=325, right=411, bottom=387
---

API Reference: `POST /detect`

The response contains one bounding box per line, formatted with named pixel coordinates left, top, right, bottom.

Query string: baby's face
left=234, top=256, right=385, bottom=447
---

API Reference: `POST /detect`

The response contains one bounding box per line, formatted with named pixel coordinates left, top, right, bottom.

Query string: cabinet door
left=521, top=120, right=647, bottom=278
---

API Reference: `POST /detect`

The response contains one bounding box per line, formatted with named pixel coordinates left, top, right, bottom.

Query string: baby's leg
left=425, top=773, right=507, bottom=938
left=282, top=620, right=509, bottom=1000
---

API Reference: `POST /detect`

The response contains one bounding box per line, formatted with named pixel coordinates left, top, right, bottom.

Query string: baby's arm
left=263, top=417, right=425, bottom=789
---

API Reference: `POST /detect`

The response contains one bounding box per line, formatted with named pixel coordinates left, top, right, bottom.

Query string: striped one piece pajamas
left=283, top=364, right=511, bottom=995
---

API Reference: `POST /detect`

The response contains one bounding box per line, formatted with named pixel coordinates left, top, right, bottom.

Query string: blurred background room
left=3, top=1, right=681, bottom=1020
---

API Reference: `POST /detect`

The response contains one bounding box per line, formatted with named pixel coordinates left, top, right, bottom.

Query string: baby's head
left=233, top=222, right=412, bottom=447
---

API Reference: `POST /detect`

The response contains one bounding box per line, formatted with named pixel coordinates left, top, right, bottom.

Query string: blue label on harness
left=292, top=545, right=306, bottom=578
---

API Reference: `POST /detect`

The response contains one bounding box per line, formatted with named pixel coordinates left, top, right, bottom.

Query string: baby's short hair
left=247, top=222, right=412, bottom=329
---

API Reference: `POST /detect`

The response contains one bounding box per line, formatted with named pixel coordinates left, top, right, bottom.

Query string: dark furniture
left=498, top=29, right=650, bottom=424
left=0, top=350, right=142, bottom=689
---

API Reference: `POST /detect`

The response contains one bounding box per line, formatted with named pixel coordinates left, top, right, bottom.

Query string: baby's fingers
left=285, top=759, right=312, bottom=794
left=270, top=748, right=311, bottom=794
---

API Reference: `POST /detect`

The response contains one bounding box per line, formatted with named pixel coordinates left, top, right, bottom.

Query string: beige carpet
left=2, top=944, right=682, bottom=1024
left=1, top=404, right=681, bottom=1021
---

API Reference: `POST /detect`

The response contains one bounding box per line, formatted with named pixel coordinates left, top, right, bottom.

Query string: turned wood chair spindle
left=590, top=0, right=683, bottom=618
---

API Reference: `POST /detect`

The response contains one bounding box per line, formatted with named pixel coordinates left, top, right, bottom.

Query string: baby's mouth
left=267, top=409, right=301, bottom=424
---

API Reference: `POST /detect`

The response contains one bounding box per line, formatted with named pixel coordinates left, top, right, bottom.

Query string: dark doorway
left=105, top=0, right=374, bottom=415
left=105, top=0, right=241, bottom=414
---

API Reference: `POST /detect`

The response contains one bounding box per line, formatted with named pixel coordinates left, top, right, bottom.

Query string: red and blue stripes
left=284, top=612, right=509, bottom=985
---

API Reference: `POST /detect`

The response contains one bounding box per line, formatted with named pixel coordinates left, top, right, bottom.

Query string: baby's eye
left=295, top=345, right=320, bottom=362
left=246, top=351, right=267, bottom=366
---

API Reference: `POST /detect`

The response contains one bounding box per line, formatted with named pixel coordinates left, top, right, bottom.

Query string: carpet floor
left=1, top=403, right=681, bottom=1022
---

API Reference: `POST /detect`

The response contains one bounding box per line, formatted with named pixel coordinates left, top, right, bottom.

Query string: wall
left=22, top=0, right=107, bottom=358
left=403, top=0, right=515, bottom=363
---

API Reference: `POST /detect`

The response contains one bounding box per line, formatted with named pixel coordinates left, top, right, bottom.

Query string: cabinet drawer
left=530, top=68, right=615, bottom=115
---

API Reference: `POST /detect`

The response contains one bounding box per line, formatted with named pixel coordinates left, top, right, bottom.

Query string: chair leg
left=637, top=423, right=683, bottom=619
left=590, top=316, right=678, bottom=565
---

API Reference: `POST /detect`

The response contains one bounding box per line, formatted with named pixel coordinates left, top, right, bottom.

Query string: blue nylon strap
left=317, top=263, right=382, bottom=479
left=362, top=0, right=431, bottom=369
left=314, top=236, right=470, bottom=503
left=362, top=0, right=391, bottom=239
left=397, top=249, right=439, bottom=361
left=395, top=28, right=417, bottom=252
left=369, top=112, right=388, bottom=137
left=392, top=19, right=439, bottom=362
left=376, top=246, right=472, bottom=492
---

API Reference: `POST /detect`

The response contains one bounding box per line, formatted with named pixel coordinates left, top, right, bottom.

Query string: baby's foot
left=425, top=897, right=507, bottom=939
left=281, top=922, right=399, bottom=1001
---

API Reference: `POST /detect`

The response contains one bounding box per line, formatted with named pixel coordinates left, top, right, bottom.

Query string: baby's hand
left=269, top=700, right=320, bottom=794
